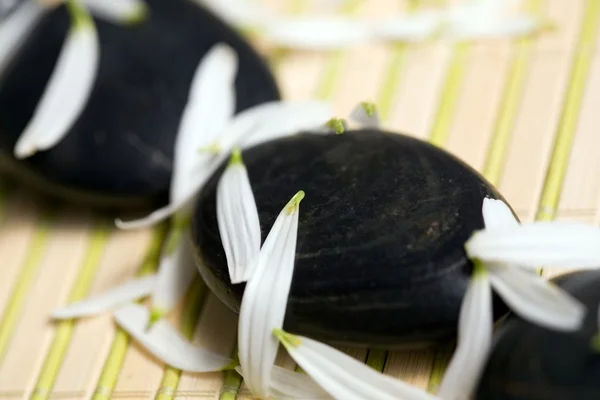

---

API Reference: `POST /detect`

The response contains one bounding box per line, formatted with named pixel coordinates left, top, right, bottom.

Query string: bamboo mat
left=0, top=0, right=599, bottom=398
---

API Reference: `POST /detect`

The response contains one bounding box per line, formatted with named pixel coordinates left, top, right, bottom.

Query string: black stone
left=476, top=270, right=600, bottom=400
left=0, top=0, right=279, bottom=209
left=191, top=129, right=512, bottom=347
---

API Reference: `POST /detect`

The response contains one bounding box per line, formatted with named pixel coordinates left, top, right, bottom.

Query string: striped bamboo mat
left=0, top=0, right=599, bottom=398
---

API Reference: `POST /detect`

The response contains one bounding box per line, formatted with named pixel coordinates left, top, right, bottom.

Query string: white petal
left=51, top=275, right=156, bottom=319
left=487, top=263, right=585, bottom=331
left=447, top=16, right=543, bottom=40
left=190, top=0, right=275, bottom=27
left=82, top=0, right=148, bottom=24
left=237, top=191, right=304, bottom=398
left=113, top=303, right=232, bottom=372
left=115, top=152, right=228, bottom=229
left=466, top=222, right=600, bottom=269
left=349, top=102, right=380, bottom=128
left=150, top=230, right=197, bottom=321
left=437, top=267, right=493, bottom=400
left=262, top=17, right=374, bottom=50
left=481, top=197, right=519, bottom=230
left=215, top=100, right=333, bottom=152
left=0, top=0, right=46, bottom=79
left=217, top=150, right=261, bottom=284
left=170, top=43, right=237, bottom=204
left=14, top=1, right=99, bottom=158
left=235, top=366, right=332, bottom=399
left=270, top=366, right=333, bottom=399
left=371, top=11, right=443, bottom=42
left=275, top=330, right=440, bottom=400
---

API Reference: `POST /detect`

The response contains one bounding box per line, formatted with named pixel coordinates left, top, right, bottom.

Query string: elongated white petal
left=481, top=197, right=518, bottom=230
left=238, top=101, right=334, bottom=150
left=51, top=275, right=156, bottom=319
left=150, top=230, right=197, bottom=321
left=270, top=366, right=333, bottom=399
left=0, top=0, right=46, bottom=79
left=235, top=366, right=332, bottom=399
left=371, top=12, right=443, bottom=42
left=263, top=17, right=374, bottom=50
left=170, top=43, right=237, bottom=204
left=447, top=16, right=543, bottom=40
left=238, top=191, right=304, bottom=398
left=466, top=222, right=600, bottom=269
left=190, top=0, right=275, bottom=27
left=349, top=102, right=380, bottom=128
left=217, top=150, right=261, bottom=284
left=275, top=330, right=440, bottom=400
left=14, top=0, right=99, bottom=159
left=487, top=263, right=585, bottom=331
left=437, top=267, right=492, bottom=400
left=113, top=303, right=232, bottom=372
left=115, top=152, right=227, bottom=229
left=82, top=0, right=147, bottom=24
left=213, top=100, right=333, bottom=152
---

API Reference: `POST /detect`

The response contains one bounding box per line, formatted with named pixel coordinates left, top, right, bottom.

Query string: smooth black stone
left=476, top=270, right=600, bottom=400
left=191, top=130, right=512, bottom=347
left=0, top=0, right=279, bottom=209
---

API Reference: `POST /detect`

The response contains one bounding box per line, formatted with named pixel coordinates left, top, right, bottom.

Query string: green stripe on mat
left=428, top=0, right=600, bottom=392
left=535, top=0, right=600, bottom=223
left=428, top=42, right=470, bottom=148
left=31, top=223, right=111, bottom=400
left=156, top=278, right=208, bottom=400
left=90, top=223, right=169, bottom=400
left=482, top=0, right=543, bottom=185
left=0, top=208, right=56, bottom=364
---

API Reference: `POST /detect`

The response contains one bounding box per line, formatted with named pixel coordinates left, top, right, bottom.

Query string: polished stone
left=0, top=0, right=279, bottom=209
left=476, top=270, right=600, bottom=400
left=192, top=130, right=512, bottom=347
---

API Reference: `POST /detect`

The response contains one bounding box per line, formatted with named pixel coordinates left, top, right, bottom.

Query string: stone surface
left=0, top=0, right=279, bottom=209
left=192, top=130, right=512, bottom=347
left=476, top=270, right=600, bottom=400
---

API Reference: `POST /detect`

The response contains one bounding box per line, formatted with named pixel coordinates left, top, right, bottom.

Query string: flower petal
left=235, top=365, right=332, bottom=399
left=274, top=330, right=440, bottom=400
left=487, top=263, right=585, bottom=331
left=217, top=149, right=261, bottom=284
left=349, top=102, right=380, bottom=128
left=13, top=0, right=99, bottom=159
left=170, top=43, right=237, bottom=204
left=437, top=266, right=493, bottom=400
left=113, top=303, right=232, bottom=372
left=231, top=100, right=334, bottom=151
left=82, top=0, right=148, bottom=24
left=466, top=222, right=600, bottom=269
left=0, top=0, right=46, bottom=79
left=51, top=275, right=156, bottom=319
left=149, top=229, right=198, bottom=323
left=371, top=11, right=443, bottom=42
left=237, top=190, right=305, bottom=398
left=481, top=197, right=519, bottom=230
left=115, top=152, right=227, bottom=229
left=447, top=16, right=545, bottom=40
left=262, top=17, right=374, bottom=50
left=190, top=0, right=275, bottom=28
